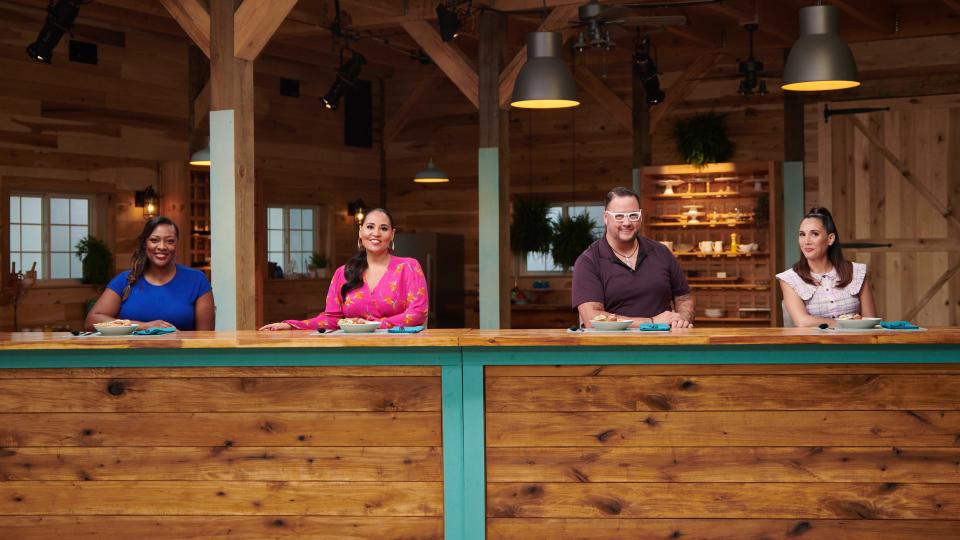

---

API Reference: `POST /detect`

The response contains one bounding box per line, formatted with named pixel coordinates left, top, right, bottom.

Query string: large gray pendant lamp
left=414, top=159, right=450, bottom=183
left=189, top=138, right=210, bottom=167
left=510, top=32, right=579, bottom=109
left=782, top=4, right=859, bottom=92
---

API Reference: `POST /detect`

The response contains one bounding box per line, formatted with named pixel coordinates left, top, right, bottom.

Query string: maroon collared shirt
left=571, top=236, right=691, bottom=318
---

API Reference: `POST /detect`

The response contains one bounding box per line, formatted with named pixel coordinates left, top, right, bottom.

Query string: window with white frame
left=9, top=194, right=91, bottom=280
left=267, top=206, right=323, bottom=276
left=523, top=203, right=605, bottom=273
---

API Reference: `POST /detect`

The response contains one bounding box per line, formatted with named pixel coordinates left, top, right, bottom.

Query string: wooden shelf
left=675, top=251, right=769, bottom=258
left=649, top=220, right=756, bottom=228
left=652, top=191, right=769, bottom=200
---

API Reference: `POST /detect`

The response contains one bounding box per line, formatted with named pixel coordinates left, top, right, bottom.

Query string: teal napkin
left=387, top=325, right=425, bottom=334
left=132, top=327, right=177, bottom=335
left=879, top=321, right=919, bottom=330
left=639, top=323, right=671, bottom=331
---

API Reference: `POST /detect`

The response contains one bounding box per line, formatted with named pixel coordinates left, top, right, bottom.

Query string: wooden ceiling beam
left=833, top=0, right=895, bottom=36
left=159, top=0, right=211, bottom=57
left=705, top=1, right=795, bottom=45
left=664, top=25, right=720, bottom=49
left=498, top=4, right=580, bottom=108
left=402, top=20, right=479, bottom=108
left=193, top=79, right=211, bottom=130
left=384, top=77, right=437, bottom=147
left=944, top=0, right=960, bottom=16
left=649, top=53, right=723, bottom=134
left=234, top=0, right=299, bottom=61
left=574, top=64, right=633, bottom=133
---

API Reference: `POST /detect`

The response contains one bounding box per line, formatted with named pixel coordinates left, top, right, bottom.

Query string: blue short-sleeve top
left=106, top=264, right=212, bottom=330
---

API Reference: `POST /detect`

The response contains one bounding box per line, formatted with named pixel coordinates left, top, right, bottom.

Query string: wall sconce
left=347, top=198, right=366, bottom=225
left=135, top=185, right=159, bottom=219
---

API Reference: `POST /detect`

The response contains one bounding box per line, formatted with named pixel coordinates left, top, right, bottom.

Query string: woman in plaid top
left=777, top=207, right=877, bottom=327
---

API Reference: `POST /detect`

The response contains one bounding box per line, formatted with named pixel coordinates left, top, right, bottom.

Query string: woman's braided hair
left=121, top=216, right=179, bottom=301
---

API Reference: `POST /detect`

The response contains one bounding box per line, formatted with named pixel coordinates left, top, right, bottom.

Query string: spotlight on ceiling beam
left=26, top=0, right=85, bottom=64
left=322, top=52, right=366, bottom=111
left=436, top=4, right=461, bottom=42
left=633, top=38, right=664, bottom=106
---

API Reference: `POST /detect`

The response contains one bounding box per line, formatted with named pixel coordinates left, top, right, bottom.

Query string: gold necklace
left=611, top=241, right=639, bottom=262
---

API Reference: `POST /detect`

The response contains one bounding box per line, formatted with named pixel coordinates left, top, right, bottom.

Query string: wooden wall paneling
left=951, top=108, right=960, bottom=325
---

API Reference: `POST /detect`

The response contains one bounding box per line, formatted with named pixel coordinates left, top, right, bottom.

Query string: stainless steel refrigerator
left=393, top=232, right=465, bottom=328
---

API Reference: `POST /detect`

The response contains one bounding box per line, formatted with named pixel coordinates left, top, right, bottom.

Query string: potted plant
left=308, top=252, right=329, bottom=279
left=674, top=112, right=735, bottom=168
left=550, top=213, right=598, bottom=270
left=510, top=198, right=555, bottom=256
left=75, top=236, right=113, bottom=288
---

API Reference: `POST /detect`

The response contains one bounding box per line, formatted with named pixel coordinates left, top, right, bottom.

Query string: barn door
left=817, top=96, right=960, bottom=326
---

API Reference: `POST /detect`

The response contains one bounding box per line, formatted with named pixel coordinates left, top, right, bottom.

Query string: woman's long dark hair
left=792, top=207, right=853, bottom=288
left=341, top=208, right=394, bottom=300
left=122, top=216, right=179, bottom=301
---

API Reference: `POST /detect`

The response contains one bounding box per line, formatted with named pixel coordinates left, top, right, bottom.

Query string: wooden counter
left=1, top=328, right=959, bottom=540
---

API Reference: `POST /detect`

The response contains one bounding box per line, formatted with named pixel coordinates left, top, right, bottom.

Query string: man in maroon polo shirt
left=572, top=187, right=695, bottom=328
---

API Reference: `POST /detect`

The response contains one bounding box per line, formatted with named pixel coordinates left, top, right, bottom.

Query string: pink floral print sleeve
left=283, top=256, right=429, bottom=330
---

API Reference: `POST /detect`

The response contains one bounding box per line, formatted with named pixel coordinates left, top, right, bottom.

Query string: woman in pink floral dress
left=259, top=208, right=428, bottom=331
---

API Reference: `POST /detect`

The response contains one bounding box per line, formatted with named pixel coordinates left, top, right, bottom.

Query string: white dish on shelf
left=704, top=309, right=724, bottom=318
left=656, top=178, right=685, bottom=195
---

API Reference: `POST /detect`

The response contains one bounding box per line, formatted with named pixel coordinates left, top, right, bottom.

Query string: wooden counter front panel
left=485, top=364, right=960, bottom=539
left=0, top=367, right=444, bottom=540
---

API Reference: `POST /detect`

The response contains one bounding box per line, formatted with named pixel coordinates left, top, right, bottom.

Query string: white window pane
left=289, top=208, right=301, bottom=229
left=10, top=225, right=20, bottom=252
left=268, top=231, right=283, bottom=252
left=70, top=226, right=87, bottom=253
left=10, top=196, right=20, bottom=223
left=22, top=253, right=41, bottom=279
left=51, top=226, right=70, bottom=252
left=21, top=197, right=41, bottom=224
left=268, top=251, right=283, bottom=265
left=290, top=231, right=301, bottom=254
left=50, top=198, right=69, bottom=225
left=51, top=253, right=70, bottom=279
left=268, top=207, right=283, bottom=229
left=22, top=224, right=41, bottom=251
left=301, top=209, right=313, bottom=227
left=301, top=231, right=313, bottom=251
left=71, top=256, right=83, bottom=279
left=526, top=252, right=544, bottom=272
left=71, top=198, right=88, bottom=225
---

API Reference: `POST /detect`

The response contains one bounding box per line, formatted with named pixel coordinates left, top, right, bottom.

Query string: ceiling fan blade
left=594, top=5, right=634, bottom=21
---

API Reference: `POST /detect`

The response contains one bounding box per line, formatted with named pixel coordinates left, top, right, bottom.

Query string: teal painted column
left=462, top=363, right=486, bottom=539
left=783, top=160, right=805, bottom=270
left=478, top=148, right=501, bottom=329
left=209, top=109, right=237, bottom=330
left=441, top=364, right=465, bottom=540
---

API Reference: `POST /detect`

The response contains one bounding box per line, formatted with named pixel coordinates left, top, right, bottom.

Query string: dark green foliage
left=75, top=236, right=113, bottom=287
left=510, top=198, right=554, bottom=255
left=551, top=213, right=597, bottom=269
left=674, top=112, right=735, bottom=168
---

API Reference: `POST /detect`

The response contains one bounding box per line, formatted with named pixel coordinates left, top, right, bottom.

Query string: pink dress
left=284, top=256, right=429, bottom=330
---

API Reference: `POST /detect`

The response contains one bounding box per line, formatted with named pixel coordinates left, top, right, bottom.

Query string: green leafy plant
left=510, top=198, right=554, bottom=255
left=308, top=252, right=329, bottom=269
left=551, top=213, right=598, bottom=269
left=674, top=112, right=735, bottom=168
left=75, top=236, right=113, bottom=287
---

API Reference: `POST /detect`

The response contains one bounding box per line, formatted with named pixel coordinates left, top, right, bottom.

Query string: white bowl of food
left=704, top=308, right=724, bottom=318
left=590, top=314, right=632, bottom=331
left=836, top=316, right=882, bottom=329
left=338, top=318, right=380, bottom=333
left=94, top=320, right=138, bottom=335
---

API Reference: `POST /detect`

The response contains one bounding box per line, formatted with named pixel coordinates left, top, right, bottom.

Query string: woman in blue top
left=85, top=216, right=215, bottom=331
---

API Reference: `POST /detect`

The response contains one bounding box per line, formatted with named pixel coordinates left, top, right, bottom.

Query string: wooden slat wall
left=485, top=364, right=960, bottom=539
left=0, top=366, right=444, bottom=539
left=817, top=96, right=960, bottom=326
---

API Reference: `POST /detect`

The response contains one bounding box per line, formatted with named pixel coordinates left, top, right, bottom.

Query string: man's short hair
left=604, top=187, right=641, bottom=209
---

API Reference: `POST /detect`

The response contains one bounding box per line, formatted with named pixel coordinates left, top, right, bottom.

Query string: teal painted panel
left=462, top=364, right=486, bottom=540
left=442, top=364, right=465, bottom=540
left=462, top=345, right=960, bottom=365
left=478, top=147, right=501, bottom=330
left=0, top=348, right=461, bottom=369
left=783, top=160, right=805, bottom=271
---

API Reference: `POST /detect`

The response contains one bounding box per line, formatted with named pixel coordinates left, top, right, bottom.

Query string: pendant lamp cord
left=528, top=110, right=533, bottom=192
left=570, top=106, right=576, bottom=205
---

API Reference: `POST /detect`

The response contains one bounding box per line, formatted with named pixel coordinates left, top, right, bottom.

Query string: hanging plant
left=674, top=112, right=735, bottom=168
left=551, top=213, right=597, bottom=269
left=75, top=236, right=113, bottom=288
left=510, top=198, right=554, bottom=255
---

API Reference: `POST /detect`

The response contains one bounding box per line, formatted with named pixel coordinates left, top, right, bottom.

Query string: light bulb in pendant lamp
left=414, top=159, right=450, bottom=184
left=781, top=4, right=859, bottom=92
left=190, top=140, right=210, bottom=167
left=510, top=32, right=579, bottom=109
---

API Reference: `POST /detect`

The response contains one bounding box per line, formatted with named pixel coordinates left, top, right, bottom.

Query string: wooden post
left=158, top=161, right=190, bottom=232
left=478, top=10, right=509, bottom=329
left=209, top=0, right=257, bottom=330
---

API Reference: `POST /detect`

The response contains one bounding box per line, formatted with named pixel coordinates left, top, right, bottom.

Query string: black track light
left=737, top=23, right=768, bottom=96
left=633, top=38, right=665, bottom=106
left=321, top=52, right=366, bottom=111
left=436, top=4, right=461, bottom=42
left=26, top=0, right=85, bottom=64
